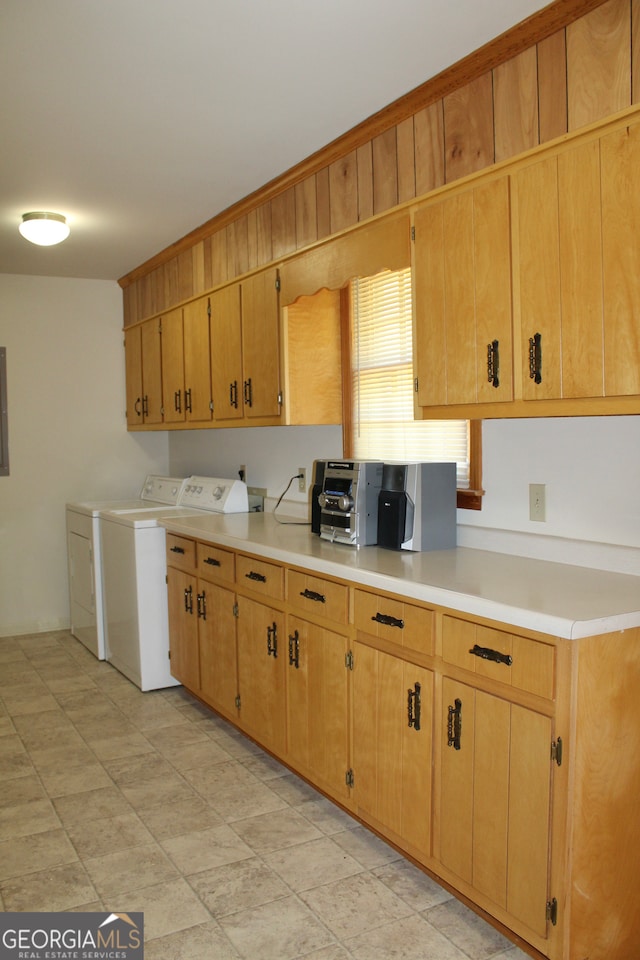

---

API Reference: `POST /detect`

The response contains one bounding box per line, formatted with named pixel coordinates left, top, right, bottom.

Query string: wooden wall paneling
left=397, top=116, right=417, bottom=203
left=538, top=29, right=569, bottom=142
left=271, top=186, right=297, bottom=259
left=414, top=100, right=445, bottom=197
left=177, top=248, right=194, bottom=303
left=443, top=72, right=495, bottom=182
left=163, top=259, right=179, bottom=312
left=192, top=241, right=206, bottom=295
left=356, top=142, right=374, bottom=221
left=122, top=282, right=137, bottom=327
left=633, top=0, right=640, bottom=101
left=226, top=216, right=250, bottom=280
left=255, top=201, right=273, bottom=266
left=247, top=208, right=258, bottom=270
left=493, top=47, right=540, bottom=162
left=316, top=167, right=332, bottom=239
left=209, top=229, right=228, bottom=287
left=372, top=127, right=399, bottom=214
left=567, top=0, right=631, bottom=129
left=294, top=176, right=318, bottom=250
left=329, top=150, right=358, bottom=234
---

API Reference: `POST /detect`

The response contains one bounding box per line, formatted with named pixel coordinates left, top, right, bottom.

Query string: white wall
left=0, top=274, right=169, bottom=636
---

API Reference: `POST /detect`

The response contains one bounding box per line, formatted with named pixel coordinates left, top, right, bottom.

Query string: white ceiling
left=1, top=0, right=550, bottom=282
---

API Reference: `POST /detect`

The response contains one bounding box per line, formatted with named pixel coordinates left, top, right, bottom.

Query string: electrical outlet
left=529, top=483, right=546, bottom=522
left=298, top=467, right=307, bottom=493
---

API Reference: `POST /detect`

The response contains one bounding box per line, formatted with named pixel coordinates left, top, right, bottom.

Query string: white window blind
left=351, top=268, right=470, bottom=488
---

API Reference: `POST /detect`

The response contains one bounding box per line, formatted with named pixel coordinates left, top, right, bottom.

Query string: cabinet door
left=440, top=678, right=552, bottom=938
left=236, top=596, right=286, bottom=756
left=198, top=581, right=238, bottom=718
left=241, top=268, right=282, bottom=420
left=413, top=176, right=513, bottom=408
left=353, top=643, right=433, bottom=858
left=210, top=284, right=244, bottom=421
left=161, top=308, right=185, bottom=423
left=167, top=567, right=199, bottom=690
left=183, top=297, right=213, bottom=422
left=124, top=326, right=143, bottom=426
left=286, top=615, right=350, bottom=800
left=140, top=318, right=163, bottom=423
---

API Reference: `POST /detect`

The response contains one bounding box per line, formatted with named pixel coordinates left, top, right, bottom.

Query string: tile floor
left=0, top=630, right=533, bottom=960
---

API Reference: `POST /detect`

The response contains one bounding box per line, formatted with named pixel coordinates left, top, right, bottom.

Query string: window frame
left=340, top=285, right=483, bottom=511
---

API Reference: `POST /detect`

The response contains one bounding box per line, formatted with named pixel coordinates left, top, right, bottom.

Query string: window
left=0, top=348, right=8, bottom=476
left=343, top=270, right=482, bottom=509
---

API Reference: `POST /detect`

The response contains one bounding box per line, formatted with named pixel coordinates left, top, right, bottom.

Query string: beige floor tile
left=333, top=824, right=403, bottom=869
left=0, top=734, right=26, bottom=758
left=161, top=823, right=254, bottom=875
left=0, top=797, right=61, bottom=840
left=219, top=894, right=336, bottom=960
left=157, top=737, right=233, bottom=773
left=39, top=761, right=114, bottom=798
left=295, top=797, right=358, bottom=836
left=3, top=692, right=60, bottom=716
left=0, top=828, right=78, bottom=881
left=267, top=771, right=322, bottom=805
left=241, top=751, right=289, bottom=781
left=300, top=948, right=355, bottom=960
left=0, top=716, right=16, bottom=737
left=145, top=722, right=210, bottom=753
left=29, top=741, right=98, bottom=771
left=187, top=857, right=290, bottom=918
left=86, top=731, right=155, bottom=762
left=232, top=806, right=322, bottom=855
left=0, top=862, right=97, bottom=912
left=121, top=876, right=211, bottom=940
left=0, top=752, right=35, bottom=781
left=11, top=707, right=76, bottom=740
left=300, top=871, right=413, bottom=940
left=0, top=773, right=47, bottom=808
left=203, top=778, right=289, bottom=824
left=53, top=785, right=133, bottom=825
left=120, top=772, right=197, bottom=811
left=103, top=751, right=175, bottom=785
left=143, top=919, right=242, bottom=960
left=373, top=859, right=454, bottom=911
left=345, top=913, right=468, bottom=960
left=264, top=836, right=363, bottom=893
left=83, top=841, right=179, bottom=898
left=66, top=811, right=155, bottom=859
left=424, top=898, right=513, bottom=960
left=137, top=796, right=222, bottom=841
left=44, top=674, right=99, bottom=695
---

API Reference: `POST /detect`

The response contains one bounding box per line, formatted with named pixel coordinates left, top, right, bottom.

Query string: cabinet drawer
left=166, top=534, right=196, bottom=572
left=354, top=589, right=434, bottom=657
left=236, top=553, right=284, bottom=601
left=287, top=569, right=349, bottom=625
left=442, top=616, right=555, bottom=699
left=197, top=542, right=235, bottom=585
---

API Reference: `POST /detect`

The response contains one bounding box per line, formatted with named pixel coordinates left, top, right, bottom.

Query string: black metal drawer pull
left=300, top=588, right=326, bottom=604
left=196, top=591, right=206, bottom=621
left=288, top=630, right=300, bottom=668
left=372, top=612, right=404, bottom=629
left=170, top=545, right=185, bottom=554
left=487, top=339, right=500, bottom=388
left=267, top=622, right=278, bottom=658
left=184, top=585, right=193, bottom=614
left=529, top=332, right=542, bottom=384
left=469, top=643, right=512, bottom=667
left=246, top=570, right=267, bottom=583
left=407, top=682, right=421, bottom=731
left=203, top=556, right=221, bottom=567
left=447, top=698, right=462, bottom=750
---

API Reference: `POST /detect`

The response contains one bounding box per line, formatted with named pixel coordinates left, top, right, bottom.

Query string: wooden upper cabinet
left=210, top=283, right=243, bottom=422
left=140, top=317, right=163, bottom=424
left=160, top=307, right=185, bottom=423
left=240, top=267, right=282, bottom=421
left=182, top=296, right=213, bottom=422
left=124, top=326, right=143, bottom=426
left=413, top=175, right=513, bottom=409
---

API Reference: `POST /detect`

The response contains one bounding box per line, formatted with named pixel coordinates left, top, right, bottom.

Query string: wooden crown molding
left=118, top=0, right=609, bottom=288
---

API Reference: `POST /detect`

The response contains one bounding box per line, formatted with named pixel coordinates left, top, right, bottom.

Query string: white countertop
left=159, top=512, right=640, bottom=640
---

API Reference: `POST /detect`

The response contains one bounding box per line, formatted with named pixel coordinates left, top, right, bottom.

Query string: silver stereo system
left=318, top=460, right=384, bottom=547
left=377, top=462, right=457, bottom=552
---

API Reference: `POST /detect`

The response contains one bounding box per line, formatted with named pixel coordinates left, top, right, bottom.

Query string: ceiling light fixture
left=19, top=211, right=70, bottom=246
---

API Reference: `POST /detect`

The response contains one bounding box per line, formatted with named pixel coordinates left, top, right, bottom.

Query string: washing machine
left=65, top=476, right=188, bottom=659
left=99, top=476, right=248, bottom=691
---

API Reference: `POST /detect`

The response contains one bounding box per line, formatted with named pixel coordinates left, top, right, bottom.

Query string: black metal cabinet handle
left=246, top=570, right=267, bottom=583
left=487, top=339, right=500, bottom=388
left=174, top=389, right=182, bottom=413
left=229, top=380, right=238, bottom=409
left=447, top=698, right=462, bottom=750
left=134, top=397, right=142, bottom=417
left=529, top=332, right=542, bottom=384
left=371, top=612, right=405, bottom=629
left=288, top=630, right=300, bottom=668
left=267, top=622, right=278, bottom=658
left=185, top=387, right=193, bottom=412
left=184, top=585, right=193, bottom=614
left=170, top=545, right=185, bottom=554
left=300, top=588, right=326, bottom=604
left=203, top=556, right=221, bottom=567
left=243, top=377, right=253, bottom=407
left=407, top=682, right=421, bottom=731
left=469, top=643, right=512, bottom=667
left=196, top=590, right=206, bottom=620
left=142, top=395, right=149, bottom=417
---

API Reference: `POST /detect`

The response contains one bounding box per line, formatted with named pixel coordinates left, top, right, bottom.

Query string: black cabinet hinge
left=411, top=225, right=415, bottom=242
left=207, top=297, right=211, bottom=319
left=414, top=377, right=419, bottom=393
left=345, top=768, right=354, bottom=788
left=235, top=694, right=241, bottom=710
left=546, top=898, right=558, bottom=926
left=345, top=650, right=354, bottom=670
left=551, top=737, right=563, bottom=766
left=233, top=602, right=239, bottom=618
left=275, top=275, right=281, bottom=291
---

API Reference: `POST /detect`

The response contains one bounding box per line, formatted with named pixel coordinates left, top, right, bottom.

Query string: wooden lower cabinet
left=166, top=566, right=200, bottom=691
left=198, top=580, right=238, bottom=718
left=236, top=596, right=286, bottom=757
left=352, top=642, right=433, bottom=860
